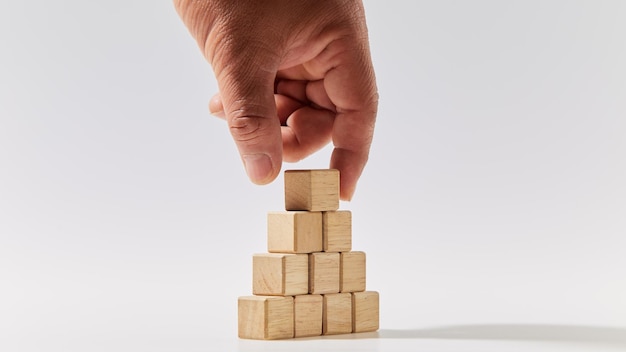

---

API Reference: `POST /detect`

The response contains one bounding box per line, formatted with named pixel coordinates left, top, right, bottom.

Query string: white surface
left=1, top=1, right=625, bottom=351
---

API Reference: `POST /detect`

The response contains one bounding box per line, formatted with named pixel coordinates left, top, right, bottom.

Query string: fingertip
left=242, top=153, right=280, bottom=185
left=209, top=94, right=225, bottom=119
left=340, top=190, right=354, bottom=202
left=340, top=177, right=356, bottom=201
left=330, top=147, right=368, bottom=202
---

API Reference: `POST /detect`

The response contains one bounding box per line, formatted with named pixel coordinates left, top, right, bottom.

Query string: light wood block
left=285, top=169, right=339, bottom=211
left=253, top=253, right=308, bottom=296
left=238, top=296, right=294, bottom=340
left=322, top=293, right=352, bottom=335
left=322, top=210, right=352, bottom=252
left=267, top=211, right=322, bottom=253
left=309, top=252, right=340, bottom=294
left=294, top=294, right=323, bottom=338
left=352, top=291, right=379, bottom=333
left=340, top=251, right=366, bottom=293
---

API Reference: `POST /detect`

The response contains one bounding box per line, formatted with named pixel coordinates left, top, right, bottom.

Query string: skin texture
left=174, top=0, right=378, bottom=200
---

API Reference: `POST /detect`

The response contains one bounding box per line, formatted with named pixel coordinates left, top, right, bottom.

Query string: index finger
left=322, top=37, right=378, bottom=200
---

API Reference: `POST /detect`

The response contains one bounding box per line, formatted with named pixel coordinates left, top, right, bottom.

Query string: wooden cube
left=352, top=291, right=379, bottom=333
left=294, top=294, right=323, bottom=338
left=238, top=296, right=294, bottom=340
left=322, top=211, right=352, bottom=252
left=253, top=253, right=308, bottom=296
left=285, top=169, right=339, bottom=211
left=309, top=252, right=340, bottom=294
left=340, top=251, right=366, bottom=293
left=322, top=293, right=352, bottom=335
left=267, top=211, right=322, bottom=253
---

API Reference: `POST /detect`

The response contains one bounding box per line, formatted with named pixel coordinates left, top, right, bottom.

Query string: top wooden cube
left=284, top=170, right=340, bottom=211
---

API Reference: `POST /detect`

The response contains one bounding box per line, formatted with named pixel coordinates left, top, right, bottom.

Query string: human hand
left=174, top=0, right=378, bottom=200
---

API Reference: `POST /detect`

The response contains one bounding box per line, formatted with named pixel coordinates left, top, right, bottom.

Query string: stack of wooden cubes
left=238, top=169, right=379, bottom=340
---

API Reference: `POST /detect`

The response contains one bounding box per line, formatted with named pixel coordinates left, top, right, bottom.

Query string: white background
left=1, top=1, right=625, bottom=351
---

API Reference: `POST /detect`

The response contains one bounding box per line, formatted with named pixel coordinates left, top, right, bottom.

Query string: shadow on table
left=377, top=324, right=626, bottom=348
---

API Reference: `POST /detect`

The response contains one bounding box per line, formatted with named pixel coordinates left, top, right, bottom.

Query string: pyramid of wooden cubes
left=238, top=169, right=380, bottom=339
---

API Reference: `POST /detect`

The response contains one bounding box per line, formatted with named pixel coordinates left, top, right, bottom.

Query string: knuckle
left=228, top=107, right=274, bottom=144
left=229, top=116, right=262, bottom=143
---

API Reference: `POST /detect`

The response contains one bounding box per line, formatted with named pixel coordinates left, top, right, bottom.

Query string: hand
left=174, top=0, right=378, bottom=200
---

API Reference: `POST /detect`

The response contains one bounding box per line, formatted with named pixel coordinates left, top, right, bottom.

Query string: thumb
left=172, top=0, right=283, bottom=184
left=215, top=56, right=282, bottom=185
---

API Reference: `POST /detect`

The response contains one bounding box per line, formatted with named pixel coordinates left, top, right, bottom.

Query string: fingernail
left=210, top=108, right=225, bottom=119
left=209, top=96, right=225, bottom=118
left=242, top=154, right=273, bottom=184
